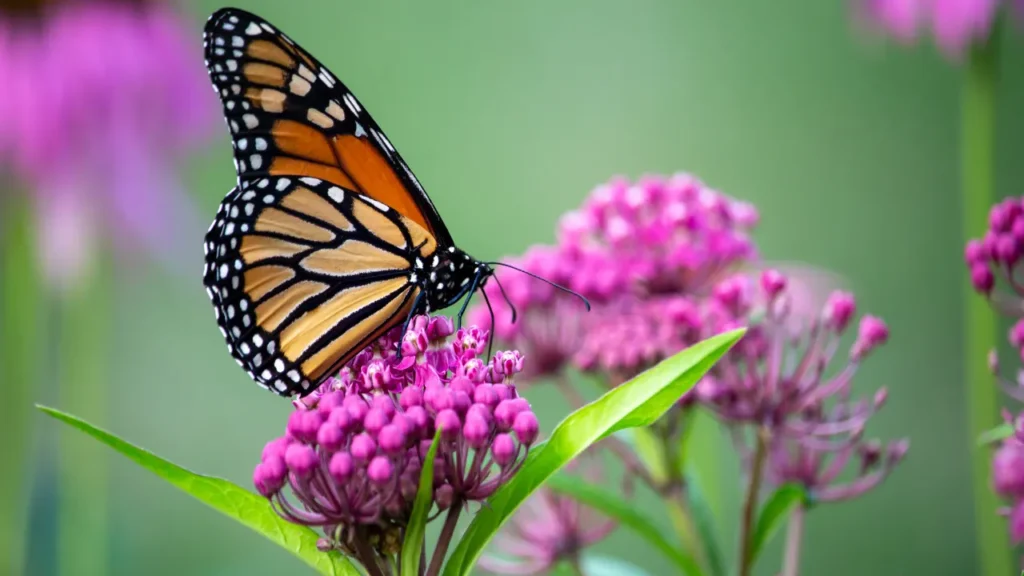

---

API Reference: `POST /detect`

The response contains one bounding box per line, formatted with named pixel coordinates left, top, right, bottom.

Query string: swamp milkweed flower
left=479, top=455, right=616, bottom=576
left=965, top=196, right=1024, bottom=316
left=0, top=0, right=214, bottom=287
left=253, top=316, right=539, bottom=572
left=698, top=270, right=907, bottom=500
left=470, top=173, right=759, bottom=381
left=855, top=0, right=1018, bottom=59
left=969, top=196, right=1024, bottom=545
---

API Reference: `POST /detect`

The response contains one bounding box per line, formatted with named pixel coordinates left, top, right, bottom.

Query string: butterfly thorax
left=413, top=246, right=491, bottom=314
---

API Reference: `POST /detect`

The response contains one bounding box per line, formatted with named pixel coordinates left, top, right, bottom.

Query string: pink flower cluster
left=0, top=1, right=214, bottom=286
left=966, top=196, right=1024, bottom=546
left=479, top=455, right=616, bottom=576
left=470, top=173, right=758, bottom=379
left=697, top=270, right=905, bottom=499
left=697, top=271, right=891, bottom=425
left=857, top=0, right=1015, bottom=59
left=992, top=438, right=1024, bottom=542
left=965, top=196, right=1024, bottom=316
left=253, top=316, right=538, bottom=557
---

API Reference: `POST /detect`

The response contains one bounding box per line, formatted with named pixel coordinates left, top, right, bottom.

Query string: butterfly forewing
left=202, top=175, right=435, bottom=395
left=202, top=7, right=453, bottom=246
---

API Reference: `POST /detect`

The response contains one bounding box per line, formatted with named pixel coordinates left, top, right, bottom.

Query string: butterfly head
left=415, top=246, right=493, bottom=314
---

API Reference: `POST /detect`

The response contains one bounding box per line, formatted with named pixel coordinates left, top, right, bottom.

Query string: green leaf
left=547, top=474, right=702, bottom=575
left=401, top=429, right=442, bottom=576
left=579, top=555, right=655, bottom=576
left=978, top=422, right=1014, bottom=446
left=748, top=484, right=808, bottom=564
left=684, top=469, right=726, bottom=576
left=441, top=329, right=745, bottom=576
left=631, top=427, right=669, bottom=485
left=36, top=405, right=359, bottom=576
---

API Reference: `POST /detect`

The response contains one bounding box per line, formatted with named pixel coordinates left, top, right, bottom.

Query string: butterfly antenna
left=490, top=272, right=518, bottom=324
left=485, top=262, right=591, bottom=311
left=481, top=288, right=497, bottom=360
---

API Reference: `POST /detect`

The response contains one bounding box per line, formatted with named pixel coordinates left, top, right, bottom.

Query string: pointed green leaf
left=630, top=427, right=669, bottom=485
left=441, top=329, right=745, bottom=576
left=36, top=405, right=358, bottom=576
left=978, top=422, right=1014, bottom=446
left=748, top=483, right=808, bottom=563
left=684, top=468, right=726, bottom=576
left=547, top=475, right=702, bottom=575
left=401, top=429, right=442, bottom=576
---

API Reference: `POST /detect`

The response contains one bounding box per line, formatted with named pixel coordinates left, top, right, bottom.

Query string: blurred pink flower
left=0, top=1, right=215, bottom=288
left=857, top=0, right=1010, bottom=59
left=470, top=173, right=847, bottom=385
left=470, top=173, right=759, bottom=380
left=480, top=455, right=615, bottom=576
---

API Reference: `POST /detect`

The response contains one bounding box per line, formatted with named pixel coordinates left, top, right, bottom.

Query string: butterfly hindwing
left=202, top=7, right=453, bottom=246
left=202, top=175, right=436, bottom=395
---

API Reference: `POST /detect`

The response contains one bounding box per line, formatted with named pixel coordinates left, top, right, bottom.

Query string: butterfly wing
left=202, top=7, right=453, bottom=246
left=203, top=175, right=437, bottom=396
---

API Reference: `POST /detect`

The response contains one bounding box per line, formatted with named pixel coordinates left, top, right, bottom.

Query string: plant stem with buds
left=963, top=17, right=1012, bottom=576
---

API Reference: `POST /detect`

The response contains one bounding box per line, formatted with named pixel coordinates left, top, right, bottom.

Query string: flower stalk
left=962, top=17, right=1012, bottom=576
left=57, top=256, right=112, bottom=576
left=737, top=428, right=768, bottom=576
left=0, top=195, right=41, bottom=576
left=427, top=500, right=462, bottom=576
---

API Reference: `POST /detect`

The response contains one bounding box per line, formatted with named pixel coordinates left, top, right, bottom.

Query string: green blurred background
left=12, top=0, right=1024, bottom=574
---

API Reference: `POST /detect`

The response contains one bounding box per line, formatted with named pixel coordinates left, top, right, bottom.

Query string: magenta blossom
left=470, top=173, right=759, bottom=380
left=697, top=271, right=891, bottom=428
left=767, top=435, right=908, bottom=503
left=856, top=0, right=1015, bottom=59
left=966, top=196, right=1024, bottom=317
left=480, top=456, right=615, bottom=575
left=969, top=196, right=1024, bottom=547
left=0, top=1, right=215, bottom=288
left=699, top=270, right=906, bottom=500
left=993, top=438, right=1024, bottom=542
left=254, top=316, right=538, bottom=569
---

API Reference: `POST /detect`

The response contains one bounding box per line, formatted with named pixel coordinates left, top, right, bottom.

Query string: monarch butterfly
left=201, top=8, right=584, bottom=397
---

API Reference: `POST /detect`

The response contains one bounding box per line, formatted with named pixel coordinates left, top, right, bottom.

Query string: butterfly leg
left=481, top=288, right=497, bottom=361
left=491, top=273, right=517, bottom=324
left=455, top=271, right=483, bottom=331
left=395, top=290, right=426, bottom=360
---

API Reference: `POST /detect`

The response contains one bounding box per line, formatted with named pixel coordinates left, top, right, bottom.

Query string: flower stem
left=0, top=195, right=42, bottom=576
left=666, top=496, right=706, bottom=568
left=566, top=553, right=586, bottom=576
left=57, top=257, right=112, bottom=576
left=962, top=19, right=1013, bottom=576
left=661, top=423, right=709, bottom=573
left=427, top=500, right=462, bottom=576
left=737, top=428, right=768, bottom=576
left=351, top=529, right=386, bottom=576
left=781, top=504, right=805, bottom=576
